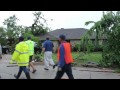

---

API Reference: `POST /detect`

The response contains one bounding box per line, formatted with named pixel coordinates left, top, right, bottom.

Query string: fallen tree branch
left=6, top=65, right=18, bottom=67
left=79, top=69, right=114, bottom=73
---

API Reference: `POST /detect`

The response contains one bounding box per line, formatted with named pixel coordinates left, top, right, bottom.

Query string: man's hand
left=58, top=66, right=62, bottom=71
left=42, top=48, right=45, bottom=53
left=9, top=60, right=16, bottom=64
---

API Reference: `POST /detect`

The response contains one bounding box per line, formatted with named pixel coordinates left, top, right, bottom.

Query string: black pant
left=55, top=64, right=74, bottom=79
left=16, top=66, right=31, bottom=79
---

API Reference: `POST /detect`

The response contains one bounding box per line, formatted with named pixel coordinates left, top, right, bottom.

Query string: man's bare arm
left=42, top=48, right=45, bottom=53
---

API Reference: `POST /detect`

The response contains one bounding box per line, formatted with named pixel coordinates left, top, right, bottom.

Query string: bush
left=100, top=43, right=120, bottom=68
left=94, top=45, right=103, bottom=52
left=87, top=40, right=94, bottom=53
left=73, top=43, right=80, bottom=52
left=34, top=54, right=43, bottom=62
left=99, top=53, right=120, bottom=68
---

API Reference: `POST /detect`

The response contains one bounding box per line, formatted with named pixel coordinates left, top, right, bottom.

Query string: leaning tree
left=85, top=11, right=120, bottom=67
left=85, top=20, right=103, bottom=51
left=31, top=11, right=49, bottom=36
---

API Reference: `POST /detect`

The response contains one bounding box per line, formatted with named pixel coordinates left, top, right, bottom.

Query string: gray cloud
left=0, top=11, right=104, bottom=30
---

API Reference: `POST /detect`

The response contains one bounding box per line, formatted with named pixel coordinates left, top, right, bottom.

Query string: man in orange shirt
left=54, top=34, right=74, bottom=79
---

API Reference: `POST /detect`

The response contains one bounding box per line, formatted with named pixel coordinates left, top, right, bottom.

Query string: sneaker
left=53, top=65, right=56, bottom=69
left=32, top=69, right=37, bottom=73
left=44, top=68, right=49, bottom=70
left=14, top=74, right=17, bottom=79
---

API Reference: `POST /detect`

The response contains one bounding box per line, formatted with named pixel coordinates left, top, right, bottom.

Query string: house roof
left=39, top=28, right=107, bottom=40
left=40, top=33, right=57, bottom=40
left=40, top=28, right=88, bottom=40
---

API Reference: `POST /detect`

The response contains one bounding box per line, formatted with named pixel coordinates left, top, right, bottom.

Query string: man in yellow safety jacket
left=11, top=36, right=31, bottom=79
left=26, top=36, right=36, bottom=73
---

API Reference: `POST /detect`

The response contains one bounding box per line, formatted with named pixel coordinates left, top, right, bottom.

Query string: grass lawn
left=52, top=52, right=102, bottom=66
left=35, top=52, right=120, bottom=72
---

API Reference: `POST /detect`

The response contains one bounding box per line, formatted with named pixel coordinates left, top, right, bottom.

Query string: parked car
left=2, top=45, right=9, bottom=54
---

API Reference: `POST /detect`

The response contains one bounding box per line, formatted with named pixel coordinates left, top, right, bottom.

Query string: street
left=0, top=55, right=120, bottom=79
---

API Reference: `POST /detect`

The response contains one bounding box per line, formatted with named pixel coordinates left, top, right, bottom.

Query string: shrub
left=34, top=54, right=43, bottom=62
left=87, top=40, right=94, bottom=53
left=73, top=43, right=80, bottom=52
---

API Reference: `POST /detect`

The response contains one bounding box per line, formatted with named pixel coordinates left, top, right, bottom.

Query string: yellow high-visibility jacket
left=25, top=40, right=34, bottom=56
left=11, top=41, right=29, bottom=66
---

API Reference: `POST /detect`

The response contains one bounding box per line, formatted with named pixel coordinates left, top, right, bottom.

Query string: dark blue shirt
left=58, top=44, right=66, bottom=68
left=43, top=40, right=54, bottom=52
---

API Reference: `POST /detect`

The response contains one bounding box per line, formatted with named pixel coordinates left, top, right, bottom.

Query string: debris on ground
left=81, top=62, right=98, bottom=68
left=79, top=69, right=115, bottom=73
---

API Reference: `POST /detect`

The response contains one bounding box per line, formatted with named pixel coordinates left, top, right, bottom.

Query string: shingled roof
left=40, top=33, right=57, bottom=40
left=40, top=28, right=88, bottom=40
left=39, top=28, right=107, bottom=40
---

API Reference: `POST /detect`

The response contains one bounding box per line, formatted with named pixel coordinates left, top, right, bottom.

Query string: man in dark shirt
left=42, top=37, right=55, bottom=70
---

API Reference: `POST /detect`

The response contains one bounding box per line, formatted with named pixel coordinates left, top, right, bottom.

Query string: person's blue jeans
left=16, top=66, right=31, bottom=79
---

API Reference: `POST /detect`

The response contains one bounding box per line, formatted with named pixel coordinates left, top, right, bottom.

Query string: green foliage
left=85, top=11, right=120, bottom=68
left=99, top=12, right=120, bottom=67
left=52, top=52, right=102, bottom=66
left=79, top=35, right=87, bottom=53
left=79, top=34, right=94, bottom=53
left=85, top=21, right=100, bottom=49
left=73, top=43, right=80, bottom=52
left=0, top=12, right=49, bottom=54
left=34, top=54, right=42, bottom=62
left=85, top=21, right=95, bottom=26
left=2, top=15, right=24, bottom=47
left=87, top=40, right=94, bottom=53
left=1, top=15, right=26, bottom=53
left=24, top=31, right=39, bottom=42
left=0, top=27, right=7, bottom=45
left=3, top=15, right=20, bottom=39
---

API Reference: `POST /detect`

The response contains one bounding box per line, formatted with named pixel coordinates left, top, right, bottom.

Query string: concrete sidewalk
left=0, top=54, right=120, bottom=79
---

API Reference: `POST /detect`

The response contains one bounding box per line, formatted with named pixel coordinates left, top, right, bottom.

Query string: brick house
left=40, top=28, right=106, bottom=52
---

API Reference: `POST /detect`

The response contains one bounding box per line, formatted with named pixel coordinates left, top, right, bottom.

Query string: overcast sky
left=0, top=11, right=104, bottom=30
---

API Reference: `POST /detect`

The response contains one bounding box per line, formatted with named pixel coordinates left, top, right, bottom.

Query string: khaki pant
left=44, top=51, right=55, bottom=69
